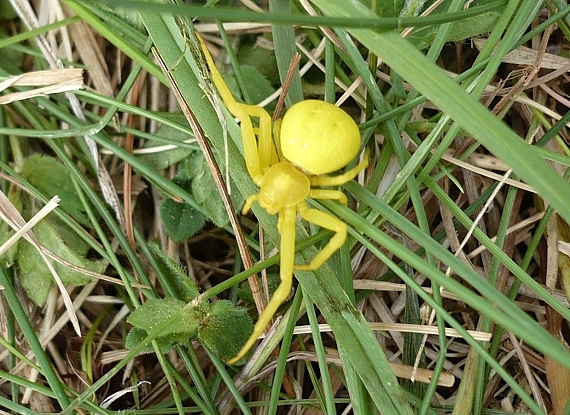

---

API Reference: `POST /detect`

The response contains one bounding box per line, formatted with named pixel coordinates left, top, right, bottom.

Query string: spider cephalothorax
left=199, top=35, right=367, bottom=364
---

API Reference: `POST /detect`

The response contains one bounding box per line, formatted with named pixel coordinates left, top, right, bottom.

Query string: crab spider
left=198, top=35, right=367, bottom=364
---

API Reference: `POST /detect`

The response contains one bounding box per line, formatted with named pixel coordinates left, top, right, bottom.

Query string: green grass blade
left=311, top=0, right=570, bottom=226
left=0, top=267, right=72, bottom=412
left=333, top=185, right=570, bottom=368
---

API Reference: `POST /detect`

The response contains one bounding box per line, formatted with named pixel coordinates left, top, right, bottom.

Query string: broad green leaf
left=125, top=326, right=191, bottom=354
left=399, top=0, right=428, bottom=18
left=160, top=151, right=244, bottom=238
left=18, top=248, right=53, bottom=306
left=203, top=191, right=231, bottom=227
left=127, top=297, right=203, bottom=335
left=22, top=155, right=89, bottom=225
left=0, top=219, right=16, bottom=267
left=197, top=300, right=253, bottom=361
left=238, top=273, right=280, bottom=306
left=226, top=66, right=275, bottom=106
left=149, top=242, right=200, bottom=302
left=186, top=152, right=244, bottom=227
left=17, top=219, right=102, bottom=306
left=358, top=0, right=406, bottom=18
left=237, top=42, right=280, bottom=86
left=182, top=151, right=203, bottom=180
left=160, top=196, right=206, bottom=243
left=190, top=154, right=215, bottom=204
left=446, top=11, right=500, bottom=41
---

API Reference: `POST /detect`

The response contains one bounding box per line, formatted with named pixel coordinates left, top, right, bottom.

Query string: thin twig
left=273, top=52, right=301, bottom=121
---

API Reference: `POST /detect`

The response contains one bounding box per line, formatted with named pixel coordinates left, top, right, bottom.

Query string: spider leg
left=197, top=34, right=276, bottom=182
left=228, top=207, right=296, bottom=364
left=243, top=194, right=259, bottom=214
left=247, top=105, right=275, bottom=171
left=295, top=204, right=347, bottom=271
left=308, top=189, right=348, bottom=205
left=277, top=212, right=285, bottom=233
left=301, top=155, right=367, bottom=261
left=310, top=156, right=368, bottom=187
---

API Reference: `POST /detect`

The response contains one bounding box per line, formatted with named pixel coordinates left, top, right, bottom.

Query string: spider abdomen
left=280, top=100, right=361, bottom=175
left=258, top=161, right=310, bottom=214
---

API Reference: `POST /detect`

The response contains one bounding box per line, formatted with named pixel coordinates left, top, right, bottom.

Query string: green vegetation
left=1, top=0, right=570, bottom=413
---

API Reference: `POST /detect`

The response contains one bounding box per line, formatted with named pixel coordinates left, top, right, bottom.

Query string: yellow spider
left=198, top=35, right=367, bottom=364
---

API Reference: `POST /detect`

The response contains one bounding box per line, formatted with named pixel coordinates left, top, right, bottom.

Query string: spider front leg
left=227, top=206, right=297, bottom=364
left=309, top=156, right=368, bottom=187
left=197, top=33, right=276, bottom=183
left=295, top=200, right=348, bottom=271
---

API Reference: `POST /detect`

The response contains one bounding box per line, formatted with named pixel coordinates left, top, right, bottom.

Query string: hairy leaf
left=198, top=300, right=253, bottom=361
left=127, top=297, right=202, bottom=336
left=125, top=326, right=190, bottom=354
left=22, top=155, right=89, bottom=225
left=160, top=197, right=206, bottom=243
left=17, top=219, right=102, bottom=306
left=149, top=242, right=199, bottom=302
